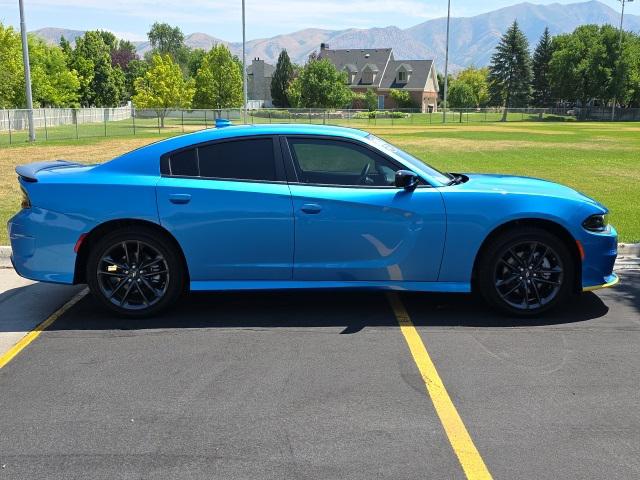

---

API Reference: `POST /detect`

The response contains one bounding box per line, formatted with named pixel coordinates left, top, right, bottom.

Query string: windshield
left=366, top=134, right=453, bottom=185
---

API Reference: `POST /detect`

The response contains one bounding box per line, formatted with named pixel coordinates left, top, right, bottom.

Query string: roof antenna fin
left=216, top=118, right=232, bottom=128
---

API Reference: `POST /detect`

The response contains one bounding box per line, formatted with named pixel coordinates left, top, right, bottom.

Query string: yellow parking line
left=386, top=292, right=492, bottom=480
left=0, top=288, right=88, bottom=370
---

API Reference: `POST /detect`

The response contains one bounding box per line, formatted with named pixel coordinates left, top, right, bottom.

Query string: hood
left=459, top=173, right=603, bottom=208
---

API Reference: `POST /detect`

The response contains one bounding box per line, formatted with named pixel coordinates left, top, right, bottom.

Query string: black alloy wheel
left=86, top=227, right=185, bottom=317
left=477, top=227, right=574, bottom=316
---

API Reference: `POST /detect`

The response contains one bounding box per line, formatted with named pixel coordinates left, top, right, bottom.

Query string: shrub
left=352, top=110, right=408, bottom=119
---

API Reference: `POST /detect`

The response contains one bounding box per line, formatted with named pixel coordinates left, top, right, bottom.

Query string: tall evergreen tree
left=532, top=27, right=554, bottom=107
left=488, top=20, right=532, bottom=120
left=271, top=49, right=294, bottom=107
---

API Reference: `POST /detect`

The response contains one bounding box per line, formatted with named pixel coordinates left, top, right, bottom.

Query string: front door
left=284, top=137, right=446, bottom=282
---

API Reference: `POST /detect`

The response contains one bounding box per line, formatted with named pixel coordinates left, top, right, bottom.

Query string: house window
left=377, top=95, right=385, bottom=109
left=398, top=70, right=407, bottom=82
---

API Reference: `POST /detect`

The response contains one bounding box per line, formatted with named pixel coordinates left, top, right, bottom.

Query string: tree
left=532, top=27, right=554, bottom=106
left=111, top=40, right=138, bottom=69
left=488, top=20, right=532, bottom=120
left=147, top=22, right=188, bottom=67
left=286, top=77, right=302, bottom=108
left=549, top=25, right=612, bottom=106
left=187, top=48, right=207, bottom=78
left=389, top=88, right=416, bottom=108
left=59, top=36, right=72, bottom=58
left=627, top=35, right=640, bottom=107
left=456, top=67, right=489, bottom=107
left=297, top=58, right=352, bottom=108
left=447, top=80, right=475, bottom=108
left=271, top=49, right=295, bottom=107
left=70, top=31, right=122, bottom=106
left=124, top=59, right=148, bottom=101
left=364, top=88, right=378, bottom=111
left=28, top=36, right=80, bottom=107
left=193, top=44, right=243, bottom=109
left=0, top=23, right=23, bottom=108
left=133, top=54, right=194, bottom=127
left=1, top=25, right=80, bottom=108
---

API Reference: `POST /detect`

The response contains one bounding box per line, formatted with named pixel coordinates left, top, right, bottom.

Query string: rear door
left=283, top=136, right=446, bottom=282
left=156, top=136, right=294, bottom=282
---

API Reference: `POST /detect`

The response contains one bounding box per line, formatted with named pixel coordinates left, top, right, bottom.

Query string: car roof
left=99, top=124, right=371, bottom=175
left=159, top=123, right=369, bottom=150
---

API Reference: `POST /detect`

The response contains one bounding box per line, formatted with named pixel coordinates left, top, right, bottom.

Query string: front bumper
left=583, top=272, right=619, bottom=292
left=580, top=224, right=618, bottom=291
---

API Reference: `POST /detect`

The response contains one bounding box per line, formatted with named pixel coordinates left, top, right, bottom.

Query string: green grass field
left=1, top=121, right=638, bottom=245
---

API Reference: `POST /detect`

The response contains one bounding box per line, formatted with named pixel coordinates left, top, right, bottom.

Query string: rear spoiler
left=16, top=160, right=84, bottom=182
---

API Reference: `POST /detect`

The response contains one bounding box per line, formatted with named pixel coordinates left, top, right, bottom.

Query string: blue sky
left=0, top=0, right=635, bottom=42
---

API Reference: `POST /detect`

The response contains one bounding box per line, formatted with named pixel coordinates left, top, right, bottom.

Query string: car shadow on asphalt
left=36, top=287, right=617, bottom=334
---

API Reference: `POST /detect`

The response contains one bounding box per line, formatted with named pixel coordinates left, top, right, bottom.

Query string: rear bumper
left=8, top=208, right=84, bottom=284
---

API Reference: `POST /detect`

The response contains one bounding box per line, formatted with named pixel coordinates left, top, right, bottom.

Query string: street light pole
left=611, top=0, right=633, bottom=121
left=242, top=0, right=248, bottom=123
left=442, top=0, right=451, bottom=123
left=18, top=0, right=35, bottom=142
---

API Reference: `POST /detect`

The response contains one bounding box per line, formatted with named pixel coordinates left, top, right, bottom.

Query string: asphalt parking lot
left=1, top=271, right=639, bottom=479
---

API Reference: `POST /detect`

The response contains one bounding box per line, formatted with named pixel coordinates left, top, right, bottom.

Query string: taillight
left=20, top=187, right=31, bottom=209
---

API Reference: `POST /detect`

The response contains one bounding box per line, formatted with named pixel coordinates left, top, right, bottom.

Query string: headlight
left=582, top=214, right=608, bottom=232
left=20, top=187, right=31, bottom=209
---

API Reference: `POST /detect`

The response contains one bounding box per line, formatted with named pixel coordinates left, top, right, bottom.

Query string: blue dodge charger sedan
left=9, top=123, right=618, bottom=317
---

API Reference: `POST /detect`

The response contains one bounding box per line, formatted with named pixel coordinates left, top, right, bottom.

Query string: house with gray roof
left=318, top=44, right=439, bottom=112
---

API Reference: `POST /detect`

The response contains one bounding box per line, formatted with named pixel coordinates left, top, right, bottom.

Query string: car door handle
left=169, top=193, right=191, bottom=204
left=301, top=203, right=322, bottom=214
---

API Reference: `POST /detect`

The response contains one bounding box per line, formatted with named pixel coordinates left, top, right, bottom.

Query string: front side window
left=366, top=134, right=452, bottom=185
left=287, top=138, right=400, bottom=187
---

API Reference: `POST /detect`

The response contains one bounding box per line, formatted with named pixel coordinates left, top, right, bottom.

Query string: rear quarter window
left=168, top=149, right=198, bottom=176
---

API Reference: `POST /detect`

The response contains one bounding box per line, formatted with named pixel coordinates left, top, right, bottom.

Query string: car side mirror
left=395, top=170, right=419, bottom=191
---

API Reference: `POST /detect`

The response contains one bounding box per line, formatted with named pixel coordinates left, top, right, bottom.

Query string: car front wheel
left=86, top=227, right=185, bottom=317
left=477, top=227, right=575, bottom=316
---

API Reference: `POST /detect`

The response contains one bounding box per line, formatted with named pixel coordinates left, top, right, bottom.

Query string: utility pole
left=18, top=0, right=35, bottom=142
left=612, top=0, right=634, bottom=121
left=442, top=0, right=451, bottom=123
left=242, top=0, right=248, bottom=123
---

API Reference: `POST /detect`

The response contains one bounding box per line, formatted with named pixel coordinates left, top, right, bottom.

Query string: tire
left=86, top=226, right=185, bottom=317
left=476, top=227, right=575, bottom=317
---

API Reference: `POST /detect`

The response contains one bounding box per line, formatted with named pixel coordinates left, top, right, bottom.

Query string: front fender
left=437, top=189, right=599, bottom=283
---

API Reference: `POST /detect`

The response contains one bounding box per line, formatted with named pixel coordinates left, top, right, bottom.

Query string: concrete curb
left=0, top=246, right=11, bottom=268
left=618, top=243, right=640, bottom=256
left=1, top=243, right=639, bottom=269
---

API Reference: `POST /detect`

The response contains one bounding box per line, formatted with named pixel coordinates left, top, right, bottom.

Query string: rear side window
left=198, top=138, right=276, bottom=181
left=169, top=149, right=198, bottom=176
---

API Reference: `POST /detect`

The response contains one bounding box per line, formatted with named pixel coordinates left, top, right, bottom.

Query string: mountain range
left=32, top=0, right=640, bottom=72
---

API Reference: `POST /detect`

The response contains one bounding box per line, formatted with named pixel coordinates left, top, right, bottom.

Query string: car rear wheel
left=477, top=227, right=575, bottom=316
left=86, top=227, right=185, bottom=317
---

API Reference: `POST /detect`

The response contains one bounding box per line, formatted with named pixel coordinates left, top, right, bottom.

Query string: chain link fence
left=1, top=106, right=639, bottom=145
